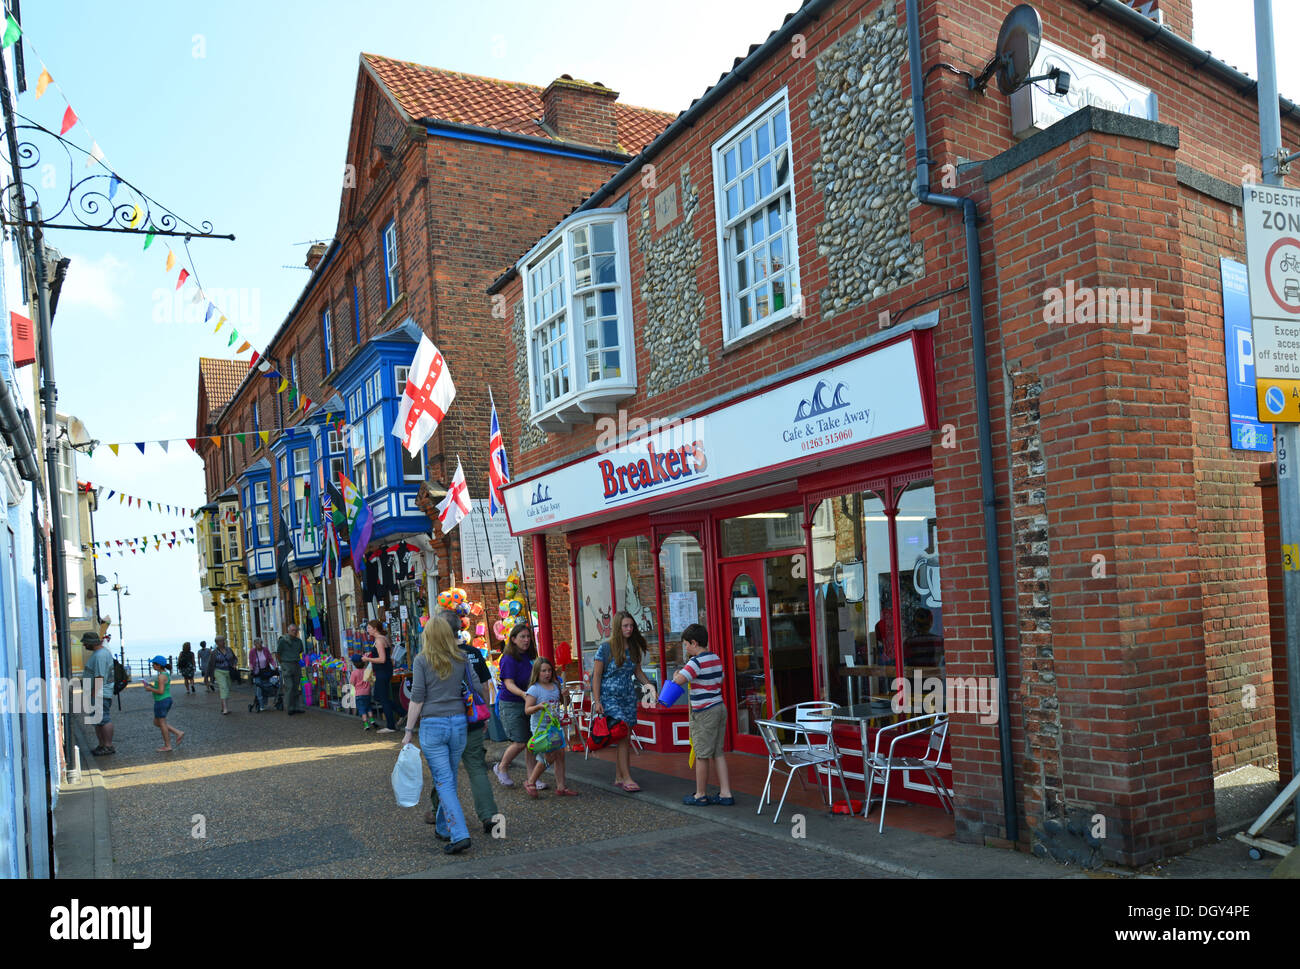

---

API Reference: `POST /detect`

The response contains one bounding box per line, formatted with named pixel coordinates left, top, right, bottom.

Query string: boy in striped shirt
left=673, top=623, right=734, bottom=806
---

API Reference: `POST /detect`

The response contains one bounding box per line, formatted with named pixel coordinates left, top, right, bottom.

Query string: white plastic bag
left=391, top=742, right=424, bottom=808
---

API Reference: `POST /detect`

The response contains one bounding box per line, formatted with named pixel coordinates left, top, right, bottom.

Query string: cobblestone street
left=91, top=682, right=882, bottom=879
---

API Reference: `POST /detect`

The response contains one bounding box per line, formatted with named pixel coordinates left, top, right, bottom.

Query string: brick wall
left=985, top=121, right=1217, bottom=864
left=1177, top=183, right=1276, bottom=772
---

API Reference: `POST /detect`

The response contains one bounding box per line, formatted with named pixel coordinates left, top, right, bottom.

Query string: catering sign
left=503, top=335, right=929, bottom=534
left=1010, top=39, right=1158, bottom=140
left=1244, top=183, right=1300, bottom=421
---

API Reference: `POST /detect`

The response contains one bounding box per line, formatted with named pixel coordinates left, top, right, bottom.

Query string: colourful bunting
left=236, top=340, right=250, bottom=353
left=2, top=14, right=21, bottom=49
left=249, top=350, right=260, bottom=369
left=108, top=175, right=120, bottom=200
left=186, top=439, right=197, bottom=451
left=236, top=433, right=246, bottom=445
left=175, top=269, right=189, bottom=290
left=143, top=225, right=156, bottom=250
left=134, top=442, right=146, bottom=455
left=227, top=329, right=237, bottom=347
left=108, top=444, right=118, bottom=456
left=128, top=204, right=143, bottom=228
left=165, top=250, right=175, bottom=272
left=60, top=105, right=77, bottom=135
left=86, top=142, right=105, bottom=168
left=205, top=303, right=215, bottom=323
left=277, top=378, right=288, bottom=393
left=259, top=431, right=269, bottom=446
left=35, top=69, right=51, bottom=99
left=210, top=436, right=221, bottom=448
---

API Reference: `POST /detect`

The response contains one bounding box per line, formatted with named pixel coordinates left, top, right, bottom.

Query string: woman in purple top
left=492, top=624, right=543, bottom=788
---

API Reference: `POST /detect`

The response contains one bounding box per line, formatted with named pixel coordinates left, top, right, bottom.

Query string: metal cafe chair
left=776, top=701, right=840, bottom=800
left=755, top=716, right=853, bottom=824
left=863, top=712, right=952, bottom=833
left=563, top=680, right=592, bottom=758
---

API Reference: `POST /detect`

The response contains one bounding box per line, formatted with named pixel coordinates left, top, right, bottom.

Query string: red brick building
left=194, top=54, right=671, bottom=654
left=493, top=0, right=1294, bottom=865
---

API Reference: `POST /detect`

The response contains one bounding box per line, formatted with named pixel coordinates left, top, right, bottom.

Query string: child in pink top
left=350, top=655, right=375, bottom=730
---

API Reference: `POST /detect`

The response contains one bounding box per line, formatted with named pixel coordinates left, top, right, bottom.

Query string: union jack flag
left=321, top=484, right=341, bottom=579
left=488, top=389, right=510, bottom=517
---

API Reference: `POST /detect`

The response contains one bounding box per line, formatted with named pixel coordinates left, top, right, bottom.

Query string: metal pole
left=1254, top=0, right=1300, bottom=784
left=31, top=201, right=74, bottom=778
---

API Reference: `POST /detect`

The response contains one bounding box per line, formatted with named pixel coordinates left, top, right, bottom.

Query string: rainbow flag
left=299, top=572, right=324, bottom=643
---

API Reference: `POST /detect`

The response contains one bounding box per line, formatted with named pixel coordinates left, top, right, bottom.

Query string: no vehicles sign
left=1244, top=183, right=1300, bottom=421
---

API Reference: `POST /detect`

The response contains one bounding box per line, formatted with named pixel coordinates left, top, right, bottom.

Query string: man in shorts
left=672, top=623, right=733, bottom=806
left=80, top=631, right=116, bottom=756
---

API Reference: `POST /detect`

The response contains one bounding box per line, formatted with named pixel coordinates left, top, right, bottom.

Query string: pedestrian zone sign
left=1244, top=183, right=1300, bottom=422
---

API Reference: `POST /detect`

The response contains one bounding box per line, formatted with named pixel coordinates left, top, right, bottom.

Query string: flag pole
left=474, top=477, right=504, bottom=609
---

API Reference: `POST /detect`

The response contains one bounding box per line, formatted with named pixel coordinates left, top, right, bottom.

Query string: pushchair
left=249, top=669, right=283, bottom=713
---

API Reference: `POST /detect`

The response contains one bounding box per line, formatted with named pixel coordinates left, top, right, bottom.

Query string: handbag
left=462, top=681, right=490, bottom=725
left=527, top=706, right=566, bottom=754
left=586, top=715, right=628, bottom=751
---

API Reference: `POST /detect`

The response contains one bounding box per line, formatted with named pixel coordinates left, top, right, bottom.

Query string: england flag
left=392, top=333, right=456, bottom=457
left=436, top=458, right=473, bottom=534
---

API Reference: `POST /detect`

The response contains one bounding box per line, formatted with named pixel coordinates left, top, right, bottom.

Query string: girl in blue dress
left=592, top=611, right=657, bottom=791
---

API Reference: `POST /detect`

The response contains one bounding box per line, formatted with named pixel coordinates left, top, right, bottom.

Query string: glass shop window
left=576, top=543, right=612, bottom=675
left=894, top=481, right=943, bottom=675
left=613, top=534, right=660, bottom=686
left=810, top=489, right=890, bottom=714
left=659, top=531, right=706, bottom=683
left=719, top=505, right=804, bottom=557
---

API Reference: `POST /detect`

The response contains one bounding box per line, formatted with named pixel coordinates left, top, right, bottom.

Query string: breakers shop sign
left=504, top=335, right=929, bottom=533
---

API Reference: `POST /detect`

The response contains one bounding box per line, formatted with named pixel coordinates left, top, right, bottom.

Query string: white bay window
left=521, top=210, right=635, bottom=432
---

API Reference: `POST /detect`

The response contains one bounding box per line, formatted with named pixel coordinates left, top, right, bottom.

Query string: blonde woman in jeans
left=403, top=616, right=483, bottom=855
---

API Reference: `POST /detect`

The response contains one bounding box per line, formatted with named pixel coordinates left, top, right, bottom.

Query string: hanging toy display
left=496, top=568, right=531, bottom=641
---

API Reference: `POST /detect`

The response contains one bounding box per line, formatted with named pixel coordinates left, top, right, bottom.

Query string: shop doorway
left=720, top=552, right=815, bottom=755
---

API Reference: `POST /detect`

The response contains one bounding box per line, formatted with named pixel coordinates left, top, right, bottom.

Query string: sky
left=24, top=0, right=1300, bottom=654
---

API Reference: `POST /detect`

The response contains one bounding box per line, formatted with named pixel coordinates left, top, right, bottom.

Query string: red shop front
left=505, top=321, right=952, bottom=805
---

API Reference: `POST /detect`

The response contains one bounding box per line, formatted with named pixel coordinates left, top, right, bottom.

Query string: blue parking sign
left=1222, top=258, right=1274, bottom=452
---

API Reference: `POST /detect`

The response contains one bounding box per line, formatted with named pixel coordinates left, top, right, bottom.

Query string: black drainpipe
left=904, top=0, right=1017, bottom=844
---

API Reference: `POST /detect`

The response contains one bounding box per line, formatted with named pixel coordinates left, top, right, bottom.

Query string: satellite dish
left=96, top=575, right=108, bottom=585
left=995, top=5, right=1043, bottom=95
left=969, top=4, right=1066, bottom=97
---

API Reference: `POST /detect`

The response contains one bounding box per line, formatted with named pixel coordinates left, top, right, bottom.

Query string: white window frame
left=520, top=211, right=635, bottom=426
left=366, top=408, right=387, bottom=492
left=383, top=221, right=400, bottom=306
left=402, top=442, right=425, bottom=482
left=711, top=88, right=801, bottom=347
left=322, top=307, right=334, bottom=374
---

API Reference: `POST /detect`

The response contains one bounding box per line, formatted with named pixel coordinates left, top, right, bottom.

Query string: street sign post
left=1244, top=182, right=1300, bottom=420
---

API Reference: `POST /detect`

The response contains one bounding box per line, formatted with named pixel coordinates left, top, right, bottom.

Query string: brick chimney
left=540, top=75, right=620, bottom=152
left=1124, top=0, right=1191, bottom=38
left=306, top=242, right=328, bottom=271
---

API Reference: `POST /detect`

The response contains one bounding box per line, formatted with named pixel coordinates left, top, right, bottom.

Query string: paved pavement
left=82, top=681, right=884, bottom=879
left=66, top=680, right=1292, bottom=879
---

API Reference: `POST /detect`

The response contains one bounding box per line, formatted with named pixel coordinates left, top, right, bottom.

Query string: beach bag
left=462, top=680, right=490, bottom=725
left=586, top=715, right=628, bottom=751
left=391, top=743, right=424, bottom=808
left=527, top=707, right=566, bottom=754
